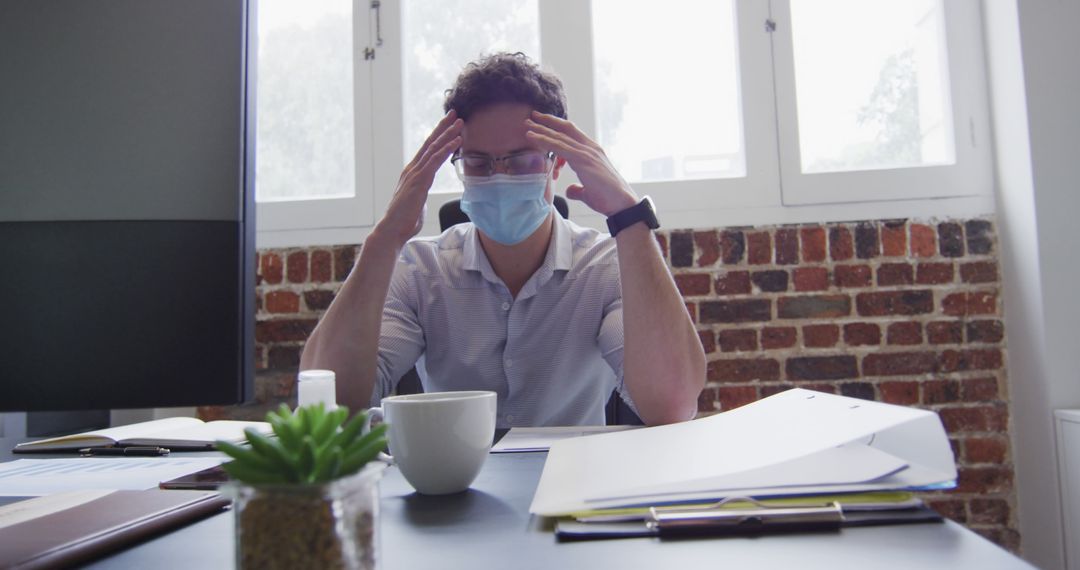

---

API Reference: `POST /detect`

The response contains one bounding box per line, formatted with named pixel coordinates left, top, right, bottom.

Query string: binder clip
left=645, top=497, right=844, bottom=537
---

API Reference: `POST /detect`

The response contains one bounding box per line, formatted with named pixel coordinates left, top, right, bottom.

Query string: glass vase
left=226, top=462, right=386, bottom=570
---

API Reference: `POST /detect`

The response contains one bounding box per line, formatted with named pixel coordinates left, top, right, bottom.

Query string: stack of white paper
left=529, top=388, right=956, bottom=516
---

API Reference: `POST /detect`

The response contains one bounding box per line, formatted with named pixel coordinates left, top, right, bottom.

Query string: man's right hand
left=373, top=110, right=463, bottom=248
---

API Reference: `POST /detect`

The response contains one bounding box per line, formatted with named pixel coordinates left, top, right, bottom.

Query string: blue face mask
left=460, top=173, right=552, bottom=245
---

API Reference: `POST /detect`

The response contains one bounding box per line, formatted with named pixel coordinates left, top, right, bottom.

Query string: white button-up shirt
left=372, top=216, right=632, bottom=427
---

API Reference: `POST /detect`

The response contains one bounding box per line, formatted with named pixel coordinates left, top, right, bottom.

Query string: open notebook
left=13, top=417, right=271, bottom=452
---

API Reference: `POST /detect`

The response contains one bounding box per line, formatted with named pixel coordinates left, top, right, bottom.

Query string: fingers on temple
left=418, top=135, right=462, bottom=175
left=526, top=129, right=588, bottom=161
left=415, top=119, right=463, bottom=169
left=529, top=111, right=593, bottom=146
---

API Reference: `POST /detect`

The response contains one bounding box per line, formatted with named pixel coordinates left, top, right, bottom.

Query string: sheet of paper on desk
left=491, top=426, right=641, bottom=453
left=529, top=388, right=957, bottom=516
left=0, top=458, right=226, bottom=497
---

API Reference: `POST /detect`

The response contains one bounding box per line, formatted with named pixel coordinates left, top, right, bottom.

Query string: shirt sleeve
left=371, top=259, right=426, bottom=406
left=598, top=293, right=640, bottom=416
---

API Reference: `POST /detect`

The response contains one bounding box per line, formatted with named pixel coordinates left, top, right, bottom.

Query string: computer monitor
left=0, top=0, right=256, bottom=413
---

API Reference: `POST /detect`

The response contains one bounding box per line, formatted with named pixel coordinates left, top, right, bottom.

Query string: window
left=256, top=0, right=993, bottom=247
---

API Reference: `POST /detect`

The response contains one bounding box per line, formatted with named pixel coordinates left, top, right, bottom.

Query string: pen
left=79, top=446, right=171, bottom=457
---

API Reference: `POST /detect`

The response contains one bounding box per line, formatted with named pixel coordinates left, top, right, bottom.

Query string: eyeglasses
left=450, top=150, right=554, bottom=179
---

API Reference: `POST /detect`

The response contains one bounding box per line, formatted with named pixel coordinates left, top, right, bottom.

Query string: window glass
left=592, top=0, right=744, bottom=183
left=256, top=0, right=355, bottom=201
left=402, top=0, right=540, bottom=194
left=790, top=0, right=955, bottom=173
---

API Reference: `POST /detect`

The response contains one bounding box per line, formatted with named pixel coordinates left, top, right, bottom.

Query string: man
left=300, top=53, right=704, bottom=427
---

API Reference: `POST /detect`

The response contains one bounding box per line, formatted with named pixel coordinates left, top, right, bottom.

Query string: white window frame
left=771, top=0, right=993, bottom=206
left=255, top=0, right=995, bottom=250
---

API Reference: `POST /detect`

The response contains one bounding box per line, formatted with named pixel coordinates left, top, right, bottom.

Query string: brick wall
left=202, top=216, right=1017, bottom=552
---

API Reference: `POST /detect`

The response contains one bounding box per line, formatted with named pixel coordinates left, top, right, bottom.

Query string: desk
left=2, top=440, right=1032, bottom=569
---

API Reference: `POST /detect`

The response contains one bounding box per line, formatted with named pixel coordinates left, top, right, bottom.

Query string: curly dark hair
left=443, top=52, right=567, bottom=121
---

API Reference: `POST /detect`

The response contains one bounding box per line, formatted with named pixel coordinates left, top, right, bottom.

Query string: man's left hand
left=525, top=111, right=639, bottom=216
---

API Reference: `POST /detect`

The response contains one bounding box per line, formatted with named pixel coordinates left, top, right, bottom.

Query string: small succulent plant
left=218, top=403, right=388, bottom=485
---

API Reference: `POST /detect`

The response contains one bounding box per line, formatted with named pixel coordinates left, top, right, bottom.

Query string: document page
left=492, top=426, right=641, bottom=453
left=0, top=458, right=226, bottom=496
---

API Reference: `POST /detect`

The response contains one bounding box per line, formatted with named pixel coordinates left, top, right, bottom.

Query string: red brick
left=718, top=329, right=758, bottom=352
left=675, top=273, right=712, bottom=296
left=855, top=223, right=879, bottom=259
left=707, top=358, right=781, bottom=382
left=834, top=265, right=872, bottom=288
left=863, top=351, right=937, bottom=376
left=686, top=302, right=697, bottom=324
left=916, top=262, right=954, bottom=284
left=778, top=295, right=851, bottom=319
left=969, top=291, right=998, bottom=315
left=961, top=261, right=998, bottom=284
left=877, top=263, right=914, bottom=286
left=840, top=382, right=876, bottom=400
left=268, top=345, right=301, bottom=369
left=800, top=227, right=827, bottom=262
left=720, top=231, right=744, bottom=264
left=761, top=327, right=797, bottom=349
left=717, top=385, right=759, bottom=411
left=265, top=291, right=300, bottom=314
left=924, top=379, right=961, bottom=404
left=942, top=293, right=967, bottom=316
left=940, top=405, right=1009, bottom=433
left=333, top=245, right=357, bottom=281
left=259, top=252, right=283, bottom=285
left=254, top=345, right=266, bottom=371
left=886, top=322, right=922, bottom=345
left=910, top=224, right=937, bottom=257
left=792, top=267, right=828, bottom=291
left=856, top=290, right=934, bottom=316
left=969, top=498, right=1010, bottom=525
left=751, top=270, right=789, bottom=292
left=698, top=330, right=715, bottom=354
left=700, top=299, right=771, bottom=323
left=286, top=251, right=308, bottom=284
left=961, top=377, right=1000, bottom=402
left=775, top=229, right=799, bottom=265
left=255, top=318, right=318, bottom=343
left=967, top=320, right=1004, bottom=343
left=311, top=250, right=332, bottom=283
left=928, top=499, right=968, bottom=523
left=696, top=386, right=720, bottom=412
left=670, top=231, right=693, bottom=267
left=715, top=271, right=752, bottom=296
left=786, top=355, right=859, bottom=380
left=303, top=290, right=335, bottom=311
left=843, top=323, right=881, bottom=346
left=965, top=437, right=1008, bottom=464
left=803, top=324, right=840, bottom=348
left=880, top=381, right=920, bottom=405
left=954, top=466, right=1013, bottom=494
left=694, top=231, right=720, bottom=267
left=939, top=349, right=1003, bottom=372
left=829, top=226, right=854, bottom=261
left=255, top=292, right=263, bottom=312
left=927, top=321, right=963, bottom=344
left=747, top=231, right=772, bottom=265
left=881, top=222, right=907, bottom=256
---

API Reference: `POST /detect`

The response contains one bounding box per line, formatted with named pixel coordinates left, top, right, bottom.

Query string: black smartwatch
left=606, top=196, right=660, bottom=237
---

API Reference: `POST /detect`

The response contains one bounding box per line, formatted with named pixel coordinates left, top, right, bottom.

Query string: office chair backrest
left=439, top=195, right=569, bottom=232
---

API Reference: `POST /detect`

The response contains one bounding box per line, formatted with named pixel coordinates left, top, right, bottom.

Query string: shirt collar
left=461, top=214, right=574, bottom=289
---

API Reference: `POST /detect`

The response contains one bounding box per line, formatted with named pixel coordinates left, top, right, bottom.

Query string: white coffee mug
left=368, top=391, right=496, bottom=495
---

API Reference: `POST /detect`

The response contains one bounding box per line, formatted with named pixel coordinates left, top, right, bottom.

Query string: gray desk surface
left=2, top=439, right=1032, bottom=569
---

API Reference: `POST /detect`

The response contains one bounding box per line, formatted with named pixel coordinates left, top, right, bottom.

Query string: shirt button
left=501, top=301, right=510, bottom=311
left=505, top=359, right=513, bottom=368
left=506, top=415, right=514, bottom=423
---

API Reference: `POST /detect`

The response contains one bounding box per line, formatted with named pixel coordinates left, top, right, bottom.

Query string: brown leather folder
left=0, top=490, right=229, bottom=569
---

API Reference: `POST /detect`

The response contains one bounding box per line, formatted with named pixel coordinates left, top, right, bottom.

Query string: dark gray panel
left=0, top=221, right=251, bottom=411
left=0, top=0, right=245, bottom=222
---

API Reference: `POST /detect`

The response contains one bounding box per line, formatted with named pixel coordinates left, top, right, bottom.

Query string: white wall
left=984, top=1, right=1080, bottom=568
